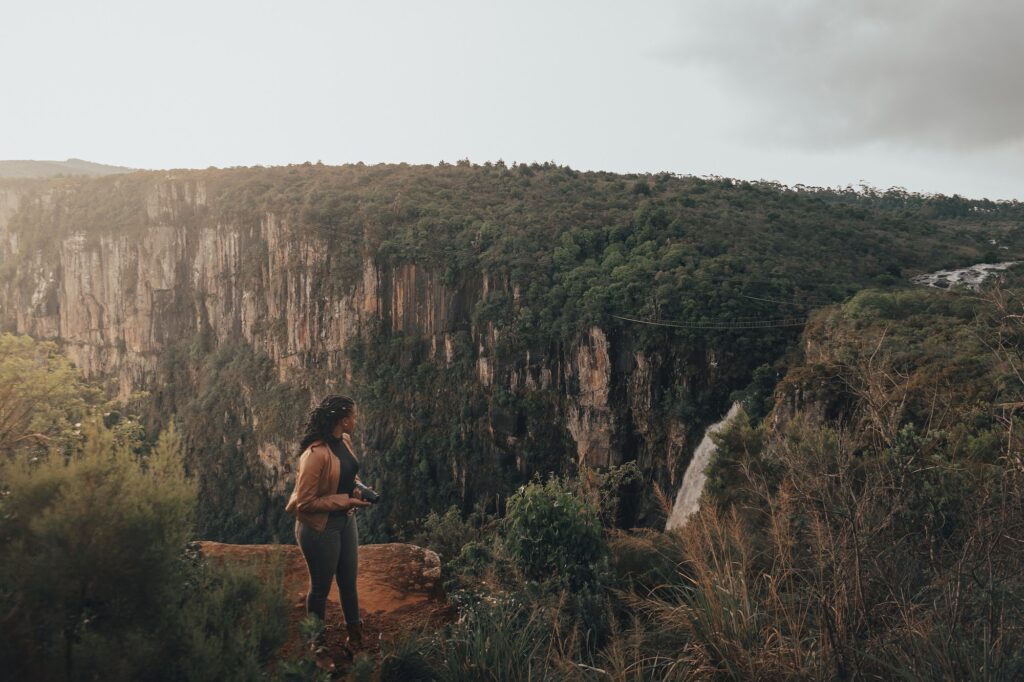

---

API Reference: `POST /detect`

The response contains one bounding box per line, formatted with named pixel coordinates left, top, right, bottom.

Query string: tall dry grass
left=595, top=413, right=1024, bottom=681
left=585, top=290, right=1024, bottom=680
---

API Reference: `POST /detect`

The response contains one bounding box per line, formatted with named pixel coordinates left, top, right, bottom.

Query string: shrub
left=0, top=419, right=288, bottom=680
left=567, top=462, right=644, bottom=529
left=0, top=332, right=101, bottom=460
left=428, top=594, right=560, bottom=682
left=410, top=503, right=495, bottom=565
left=271, top=615, right=332, bottom=682
left=378, top=633, right=438, bottom=682
left=503, top=475, right=607, bottom=592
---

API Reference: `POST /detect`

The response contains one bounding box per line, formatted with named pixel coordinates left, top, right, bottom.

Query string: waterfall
left=910, top=261, right=1020, bottom=290
left=665, top=402, right=742, bottom=531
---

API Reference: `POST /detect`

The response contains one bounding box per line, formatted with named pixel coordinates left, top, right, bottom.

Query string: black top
left=325, top=434, right=359, bottom=517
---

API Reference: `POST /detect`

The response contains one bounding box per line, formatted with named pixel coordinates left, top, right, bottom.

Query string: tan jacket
left=284, top=434, right=363, bottom=532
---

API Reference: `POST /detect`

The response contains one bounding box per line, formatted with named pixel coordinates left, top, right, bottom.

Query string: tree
left=0, top=411, right=287, bottom=679
left=0, top=333, right=99, bottom=460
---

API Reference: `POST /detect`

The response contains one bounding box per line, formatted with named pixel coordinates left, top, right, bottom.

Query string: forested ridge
left=8, top=162, right=1023, bottom=312
left=2, top=162, right=1023, bottom=545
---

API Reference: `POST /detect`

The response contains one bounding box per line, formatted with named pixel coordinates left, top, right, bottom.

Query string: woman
left=284, top=395, right=372, bottom=660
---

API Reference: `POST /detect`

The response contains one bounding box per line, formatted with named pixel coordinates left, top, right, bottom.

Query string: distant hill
left=0, top=158, right=136, bottom=178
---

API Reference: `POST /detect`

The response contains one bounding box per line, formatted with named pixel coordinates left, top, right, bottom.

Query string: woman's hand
left=343, top=494, right=372, bottom=510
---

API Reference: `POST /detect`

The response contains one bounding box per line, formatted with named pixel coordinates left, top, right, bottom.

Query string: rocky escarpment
left=0, top=167, right=846, bottom=539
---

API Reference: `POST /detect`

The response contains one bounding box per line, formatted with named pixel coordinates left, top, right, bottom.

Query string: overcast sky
left=2, top=0, right=1020, bottom=199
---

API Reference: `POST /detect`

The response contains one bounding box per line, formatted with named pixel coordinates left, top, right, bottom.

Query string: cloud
left=664, top=0, right=1024, bottom=150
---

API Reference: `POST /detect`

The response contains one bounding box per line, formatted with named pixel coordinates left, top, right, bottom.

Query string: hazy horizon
left=3, top=1, right=1021, bottom=201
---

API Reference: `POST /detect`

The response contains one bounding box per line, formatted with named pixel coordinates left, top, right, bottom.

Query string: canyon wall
left=0, top=171, right=756, bottom=540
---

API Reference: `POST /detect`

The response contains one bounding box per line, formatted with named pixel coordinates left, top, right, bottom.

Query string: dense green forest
left=2, top=163, right=1024, bottom=545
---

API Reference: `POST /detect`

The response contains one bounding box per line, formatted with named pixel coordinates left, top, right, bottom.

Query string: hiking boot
left=345, top=620, right=364, bottom=647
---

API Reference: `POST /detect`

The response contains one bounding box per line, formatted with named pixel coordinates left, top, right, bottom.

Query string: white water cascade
left=665, top=402, right=742, bottom=531
left=911, top=261, right=1020, bottom=290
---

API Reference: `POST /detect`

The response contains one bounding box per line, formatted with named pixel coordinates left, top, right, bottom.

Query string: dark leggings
left=295, top=513, right=361, bottom=626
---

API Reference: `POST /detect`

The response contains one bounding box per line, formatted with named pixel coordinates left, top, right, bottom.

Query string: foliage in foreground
left=0, top=339, right=290, bottom=681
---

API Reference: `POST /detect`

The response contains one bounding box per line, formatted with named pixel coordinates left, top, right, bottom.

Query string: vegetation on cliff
left=3, top=163, right=1024, bottom=545
left=372, top=282, right=1024, bottom=681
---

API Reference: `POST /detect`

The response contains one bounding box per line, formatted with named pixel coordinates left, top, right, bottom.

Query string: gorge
left=2, top=163, right=1021, bottom=543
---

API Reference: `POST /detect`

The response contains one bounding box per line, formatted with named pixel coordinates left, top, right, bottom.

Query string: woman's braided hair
left=299, top=394, right=355, bottom=453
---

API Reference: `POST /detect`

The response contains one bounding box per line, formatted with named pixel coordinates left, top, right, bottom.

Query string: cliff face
left=0, top=170, right=779, bottom=540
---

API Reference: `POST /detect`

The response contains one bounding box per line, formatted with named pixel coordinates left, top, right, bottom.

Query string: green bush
left=0, top=419, right=288, bottom=680
left=503, top=476, right=607, bottom=592
left=378, top=633, right=439, bottom=682
left=271, top=615, right=332, bottom=682
left=427, top=594, right=560, bottom=682
left=567, top=461, right=644, bottom=529
left=410, top=503, right=495, bottom=565
left=0, top=332, right=101, bottom=460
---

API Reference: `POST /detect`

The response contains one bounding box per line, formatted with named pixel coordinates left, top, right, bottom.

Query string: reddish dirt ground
left=198, top=541, right=454, bottom=677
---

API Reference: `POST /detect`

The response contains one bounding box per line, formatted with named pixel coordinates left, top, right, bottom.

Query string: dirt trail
left=198, top=541, right=454, bottom=676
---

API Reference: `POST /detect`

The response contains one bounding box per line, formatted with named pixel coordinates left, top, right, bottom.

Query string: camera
left=354, top=481, right=380, bottom=504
